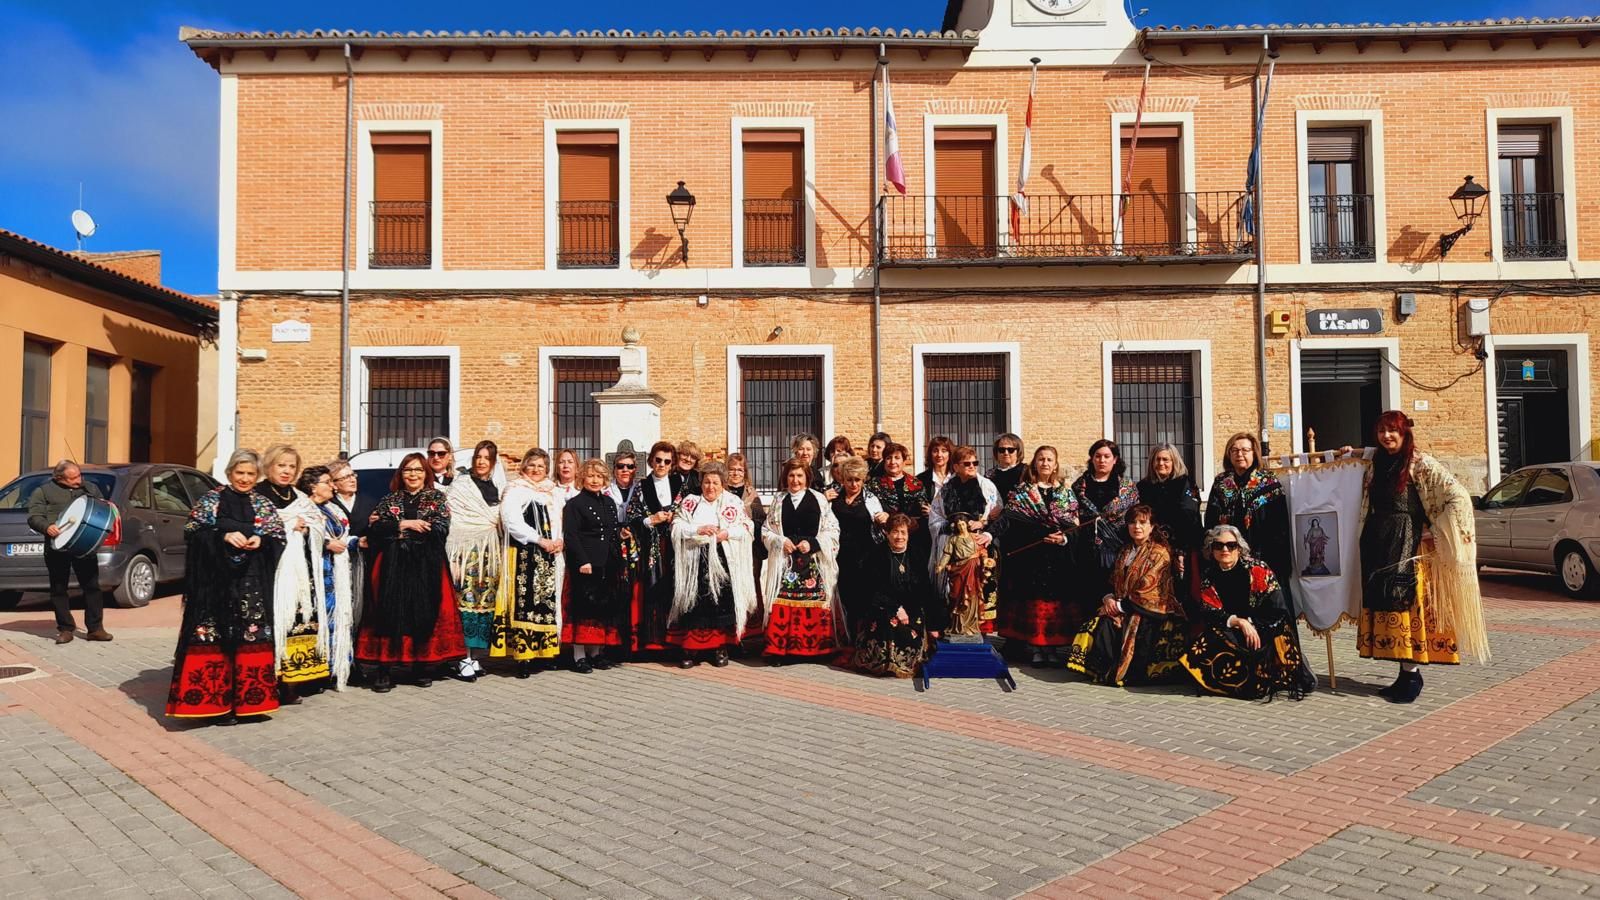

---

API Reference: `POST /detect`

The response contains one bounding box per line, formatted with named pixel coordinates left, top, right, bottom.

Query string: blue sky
left=0, top=0, right=1572, bottom=295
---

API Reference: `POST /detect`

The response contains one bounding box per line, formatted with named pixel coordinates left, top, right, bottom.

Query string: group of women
left=164, top=412, right=1487, bottom=724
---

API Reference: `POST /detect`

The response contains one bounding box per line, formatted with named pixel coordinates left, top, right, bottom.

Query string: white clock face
left=1026, top=0, right=1090, bottom=14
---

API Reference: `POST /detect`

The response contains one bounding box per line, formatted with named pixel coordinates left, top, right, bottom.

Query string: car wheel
left=114, top=555, right=157, bottom=608
left=1556, top=544, right=1596, bottom=599
left=0, top=591, right=21, bottom=611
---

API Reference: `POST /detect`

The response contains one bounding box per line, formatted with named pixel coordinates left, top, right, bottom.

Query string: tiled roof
left=1144, top=16, right=1598, bottom=35
left=0, top=229, right=216, bottom=324
left=179, top=26, right=978, bottom=44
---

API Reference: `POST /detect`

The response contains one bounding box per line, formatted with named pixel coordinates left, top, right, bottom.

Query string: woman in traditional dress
left=327, top=459, right=371, bottom=638
left=999, top=445, right=1079, bottom=666
left=626, top=441, right=681, bottom=655
left=302, top=466, right=356, bottom=690
left=674, top=441, right=704, bottom=498
left=167, top=449, right=284, bottom=724
left=1180, top=525, right=1315, bottom=701
left=669, top=460, right=758, bottom=667
left=726, top=452, right=767, bottom=623
left=563, top=459, right=625, bottom=673
left=1353, top=411, right=1487, bottom=703
left=355, top=453, right=466, bottom=692
left=852, top=513, right=936, bottom=677
left=445, top=440, right=505, bottom=682
left=864, top=432, right=892, bottom=481
left=820, top=435, right=855, bottom=495
left=1071, top=439, right=1140, bottom=624
left=1138, top=443, right=1204, bottom=617
left=918, top=435, right=955, bottom=513
left=929, top=445, right=1003, bottom=634
left=868, top=442, right=930, bottom=573
left=257, top=444, right=328, bottom=702
left=987, top=433, right=1027, bottom=501
left=426, top=437, right=456, bottom=488
left=830, top=456, right=887, bottom=631
left=494, top=449, right=565, bottom=677
left=606, top=450, right=644, bottom=656
left=1205, top=432, right=1293, bottom=601
left=1067, top=505, right=1188, bottom=685
left=790, top=432, right=824, bottom=491
left=552, top=448, right=581, bottom=504
left=762, top=458, right=843, bottom=661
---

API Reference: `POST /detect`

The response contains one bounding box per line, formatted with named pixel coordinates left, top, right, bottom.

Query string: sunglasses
left=652, top=456, right=673, bottom=465
left=994, top=446, right=1019, bottom=454
left=1214, top=541, right=1240, bottom=551
left=427, top=450, right=450, bottom=457
left=957, top=460, right=978, bottom=468
left=615, top=463, right=636, bottom=470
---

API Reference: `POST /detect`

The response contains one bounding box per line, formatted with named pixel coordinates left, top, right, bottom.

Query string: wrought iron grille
left=739, top=356, right=823, bottom=493
left=1501, top=192, right=1566, bottom=260
left=550, top=356, right=620, bottom=462
left=1308, top=193, right=1376, bottom=262
left=362, top=357, right=449, bottom=451
left=369, top=201, right=431, bottom=268
left=879, top=191, right=1252, bottom=264
left=1111, top=352, right=1198, bottom=481
left=743, top=199, right=806, bottom=266
left=558, top=200, right=620, bottom=268
left=923, top=354, right=1008, bottom=471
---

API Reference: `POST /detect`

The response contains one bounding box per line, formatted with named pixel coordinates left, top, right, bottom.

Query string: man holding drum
left=26, top=460, right=113, bottom=645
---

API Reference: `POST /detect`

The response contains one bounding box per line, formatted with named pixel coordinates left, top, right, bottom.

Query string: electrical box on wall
left=1396, top=293, right=1418, bottom=320
left=1267, top=309, right=1291, bottom=336
left=1464, top=298, right=1492, bottom=337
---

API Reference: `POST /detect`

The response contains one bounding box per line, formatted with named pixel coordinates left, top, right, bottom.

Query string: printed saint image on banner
left=1297, top=512, right=1339, bottom=577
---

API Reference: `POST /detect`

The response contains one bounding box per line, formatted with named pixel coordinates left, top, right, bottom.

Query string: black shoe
left=277, top=686, right=302, bottom=705
left=572, top=658, right=594, bottom=674
left=451, top=660, right=478, bottom=682
left=214, top=713, right=238, bottom=727
left=1386, top=671, right=1424, bottom=704
left=373, top=670, right=394, bottom=693
left=712, top=649, right=731, bottom=667
left=1377, top=670, right=1408, bottom=699
left=591, top=655, right=614, bottom=671
left=679, top=657, right=699, bottom=669
left=515, top=662, right=532, bottom=680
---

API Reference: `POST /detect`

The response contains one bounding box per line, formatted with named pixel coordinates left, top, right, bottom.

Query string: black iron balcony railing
left=743, top=199, right=806, bottom=266
left=369, top=200, right=430, bottom=268
left=877, top=191, right=1253, bottom=265
left=1309, top=193, right=1376, bottom=262
left=558, top=200, right=620, bottom=268
left=1501, top=192, right=1566, bottom=260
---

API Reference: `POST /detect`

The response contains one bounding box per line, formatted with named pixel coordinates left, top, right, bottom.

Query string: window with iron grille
left=129, top=363, right=155, bottom=463
left=363, top=357, right=449, bottom=451
left=557, top=132, right=621, bottom=268
left=1498, top=124, right=1564, bottom=260
left=85, top=354, right=112, bottom=463
left=1111, top=352, right=1198, bottom=480
left=550, top=356, right=620, bottom=461
left=1306, top=127, right=1374, bottom=262
left=370, top=133, right=432, bottom=268
left=923, top=353, right=1008, bottom=471
left=739, top=356, right=823, bottom=493
left=21, top=339, right=51, bottom=473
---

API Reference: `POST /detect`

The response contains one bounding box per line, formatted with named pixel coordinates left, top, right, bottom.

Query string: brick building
left=184, top=2, right=1600, bottom=492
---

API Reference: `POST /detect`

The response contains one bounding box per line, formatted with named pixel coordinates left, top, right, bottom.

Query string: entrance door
left=1299, top=349, right=1382, bottom=452
left=1497, top=351, right=1570, bottom=473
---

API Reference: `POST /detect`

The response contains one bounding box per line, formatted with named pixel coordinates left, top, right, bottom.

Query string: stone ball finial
left=621, top=325, right=641, bottom=344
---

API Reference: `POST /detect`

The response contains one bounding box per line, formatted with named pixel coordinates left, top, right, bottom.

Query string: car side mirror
left=1471, top=495, right=1484, bottom=510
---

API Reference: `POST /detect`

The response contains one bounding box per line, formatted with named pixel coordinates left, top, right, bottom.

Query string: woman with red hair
left=1355, top=411, right=1487, bottom=703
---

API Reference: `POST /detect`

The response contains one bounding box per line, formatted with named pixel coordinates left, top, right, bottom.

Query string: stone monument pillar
left=594, top=326, right=665, bottom=455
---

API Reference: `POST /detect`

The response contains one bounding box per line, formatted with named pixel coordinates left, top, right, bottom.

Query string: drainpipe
left=339, top=43, right=355, bottom=457
left=871, top=47, right=885, bottom=433
left=1252, top=36, right=1275, bottom=456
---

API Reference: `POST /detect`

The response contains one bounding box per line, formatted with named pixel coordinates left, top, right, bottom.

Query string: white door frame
left=1288, top=337, right=1402, bottom=455
left=1482, top=332, right=1592, bottom=486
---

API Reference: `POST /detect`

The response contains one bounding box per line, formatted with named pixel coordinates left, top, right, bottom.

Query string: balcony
left=743, top=199, right=805, bottom=266
left=1309, top=193, right=1376, bottom=262
left=1501, top=192, right=1566, bottom=260
left=369, top=200, right=430, bottom=268
left=557, top=200, right=620, bottom=268
left=877, top=191, right=1253, bottom=267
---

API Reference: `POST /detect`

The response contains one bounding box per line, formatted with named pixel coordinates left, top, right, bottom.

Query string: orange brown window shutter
left=1121, top=134, right=1180, bottom=250
left=558, top=144, right=619, bottom=203
left=934, top=129, right=996, bottom=253
left=743, top=133, right=802, bottom=201
left=373, top=141, right=430, bottom=202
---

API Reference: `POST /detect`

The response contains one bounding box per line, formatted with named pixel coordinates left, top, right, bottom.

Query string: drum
left=52, top=496, right=118, bottom=558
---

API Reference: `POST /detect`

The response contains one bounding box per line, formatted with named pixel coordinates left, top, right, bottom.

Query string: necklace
left=265, top=482, right=294, bottom=503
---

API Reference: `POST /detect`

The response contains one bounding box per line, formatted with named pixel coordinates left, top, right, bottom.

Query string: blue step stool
left=916, top=635, right=1016, bottom=691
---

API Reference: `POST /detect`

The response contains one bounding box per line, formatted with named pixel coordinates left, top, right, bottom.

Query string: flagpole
left=1252, top=36, right=1278, bottom=456
left=871, top=46, right=885, bottom=433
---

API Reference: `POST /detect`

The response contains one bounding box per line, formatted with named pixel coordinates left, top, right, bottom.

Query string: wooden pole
left=1325, top=632, right=1337, bottom=690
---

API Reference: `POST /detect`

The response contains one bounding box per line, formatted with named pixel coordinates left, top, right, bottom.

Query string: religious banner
left=1277, top=451, right=1374, bottom=634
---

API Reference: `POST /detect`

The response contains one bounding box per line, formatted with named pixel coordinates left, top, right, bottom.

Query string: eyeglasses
left=1214, top=541, right=1240, bottom=551
left=427, top=450, right=449, bottom=458
left=615, top=463, right=636, bottom=470
left=652, top=456, right=673, bottom=465
left=994, top=446, right=1019, bottom=454
left=401, top=467, right=426, bottom=474
left=957, top=460, right=978, bottom=468
left=334, top=472, right=356, bottom=481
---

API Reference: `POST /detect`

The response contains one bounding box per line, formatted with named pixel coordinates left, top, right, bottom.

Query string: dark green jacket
left=26, top=479, right=104, bottom=535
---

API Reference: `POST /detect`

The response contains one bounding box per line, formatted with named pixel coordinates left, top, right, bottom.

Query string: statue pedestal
left=594, top=329, right=664, bottom=455
left=916, top=634, right=1015, bottom=691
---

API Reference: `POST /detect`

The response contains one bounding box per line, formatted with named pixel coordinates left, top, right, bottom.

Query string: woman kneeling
left=1067, top=505, right=1187, bottom=685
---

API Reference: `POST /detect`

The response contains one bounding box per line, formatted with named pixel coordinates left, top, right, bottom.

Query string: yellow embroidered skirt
left=1357, top=559, right=1460, bottom=665
left=279, top=631, right=330, bottom=683
left=490, top=545, right=561, bottom=660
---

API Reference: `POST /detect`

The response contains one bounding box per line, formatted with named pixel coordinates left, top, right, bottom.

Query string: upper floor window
left=1498, top=124, right=1564, bottom=260
left=371, top=133, right=432, bottom=268
left=932, top=128, right=997, bottom=259
left=742, top=131, right=805, bottom=266
left=1306, top=128, right=1374, bottom=262
left=557, top=132, right=620, bottom=269
left=1119, top=124, right=1183, bottom=255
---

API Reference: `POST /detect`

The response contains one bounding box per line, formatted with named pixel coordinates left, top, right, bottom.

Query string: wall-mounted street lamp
left=1438, top=175, right=1489, bottom=258
left=666, top=181, right=696, bottom=264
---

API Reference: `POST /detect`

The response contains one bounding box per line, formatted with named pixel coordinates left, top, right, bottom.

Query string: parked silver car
left=0, top=464, right=218, bottom=609
left=1474, top=462, right=1600, bottom=598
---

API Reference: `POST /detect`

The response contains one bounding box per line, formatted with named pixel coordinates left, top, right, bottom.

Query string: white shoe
left=470, top=657, right=484, bottom=675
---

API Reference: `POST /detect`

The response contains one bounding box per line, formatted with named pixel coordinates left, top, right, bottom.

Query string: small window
left=549, top=356, right=620, bottom=461
left=1481, top=470, right=1533, bottom=510
left=1112, top=352, right=1198, bottom=479
left=149, top=469, right=192, bottom=515
left=739, top=356, right=824, bottom=493
left=21, top=339, right=52, bottom=473
left=363, top=357, right=449, bottom=451
left=923, top=353, right=1009, bottom=471
left=371, top=133, right=432, bottom=268
left=1520, top=469, right=1572, bottom=507
left=557, top=132, right=620, bottom=269
left=742, top=131, right=805, bottom=266
left=1306, top=127, right=1373, bottom=262
left=85, top=354, right=112, bottom=464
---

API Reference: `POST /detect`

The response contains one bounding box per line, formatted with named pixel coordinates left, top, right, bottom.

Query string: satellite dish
left=71, top=209, right=97, bottom=239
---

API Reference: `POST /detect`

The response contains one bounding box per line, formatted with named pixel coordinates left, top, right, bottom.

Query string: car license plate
left=5, top=543, right=44, bottom=557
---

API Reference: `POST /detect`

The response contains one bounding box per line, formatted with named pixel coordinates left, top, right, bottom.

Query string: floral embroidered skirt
left=1180, top=620, right=1310, bottom=701
left=167, top=641, right=279, bottom=718
left=490, top=543, right=560, bottom=661
left=355, top=558, right=468, bottom=665
left=851, top=617, right=929, bottom=677
left=562, top=571, right=624, bottom=647
left=1357, top=559, right=1460, bottom=665
left=454, top=544, right=500, bottom=652
left=764, top=554, right=835, bottom=657
left=1066, top=612, right=1188, bottom=686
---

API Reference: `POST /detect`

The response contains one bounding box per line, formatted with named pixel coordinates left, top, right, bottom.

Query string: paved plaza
left=0, top=571, right=1597, bottom=899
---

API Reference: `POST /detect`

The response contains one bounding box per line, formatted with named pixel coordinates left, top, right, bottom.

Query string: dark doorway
left=1498, top=351, right=1570, bottom=472
left=1300, top=348, right=1383, bottom=452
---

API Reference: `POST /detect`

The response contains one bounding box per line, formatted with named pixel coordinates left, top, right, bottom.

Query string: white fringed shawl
left=271, top=490, right=327, bottom=671
left=670, top=492, right=758, bottom=638
left=445, top=476, right=504, bottom=596
left=317, top=500, right=355, bottom=689
left=760, top=489, right=845, bottom=639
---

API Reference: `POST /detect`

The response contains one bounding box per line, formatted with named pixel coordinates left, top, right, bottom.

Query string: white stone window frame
left=537, top=346, right=629, bottom=452
left=724, top=344, right=836, bottom=483
left=348, top=345, right=461, bottom=453
left=1481, top=332, right=1592, bottom=487
left=730, top=117, right=817, bottom=271
left=1294, top=110, right=1388, bottom=267
left=1484, top=107, right=1578, bottom=268
left=544, top=118, right=631, bottom=273
left=911, top=342, right=1023, bottom=465
left=1099, top=339, right=1215, bottom=486
left=1287, top=337, right=1401, bottom=456
left=355, top=119, right=445, bottom=274
left=922, top=113, right=1010, bottom=257
left=1107, top=111, right=1197, bottom=251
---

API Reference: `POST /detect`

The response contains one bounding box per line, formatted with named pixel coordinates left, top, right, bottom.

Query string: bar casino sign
left=1306, top=307, right=1383, bottom=335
